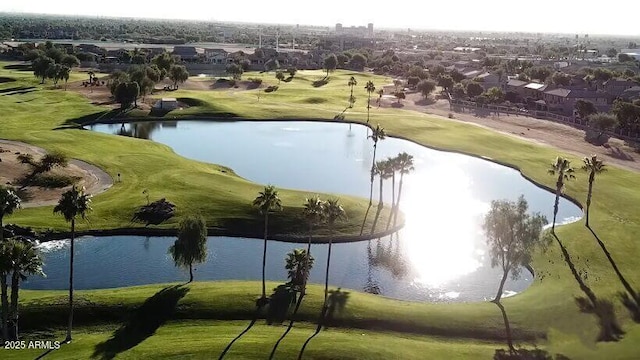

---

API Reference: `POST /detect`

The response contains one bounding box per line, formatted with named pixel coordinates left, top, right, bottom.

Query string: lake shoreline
left=38, top=222, right=406, bottom=244
left=81, top=116, right=585, bottom=214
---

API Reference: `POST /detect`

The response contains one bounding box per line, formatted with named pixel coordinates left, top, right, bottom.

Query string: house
left=543, top=88, right=611, bottom=115
left=553, top=61, right=569, bottom=70
left=506, top=79, right=528, bottom=97
left=463, top=70, right=482, bottom=79
left=475, top=72, right=502, bottom=90
left=77, top=44, right=106, bottom=56
left=141, top=47, right=166, bottom=59
left=55, top=43, right=75, bottom=54
left=172, top=46, right=199, bottom=61
left=204, top=48, right=229, bottom=64
left=453, top=60, right=471, bottom=69
left=603, top=78, right=638, bottom=98
left=523, top=82, right=549, bottom=100
left=621, top=86, right=640, bottom=101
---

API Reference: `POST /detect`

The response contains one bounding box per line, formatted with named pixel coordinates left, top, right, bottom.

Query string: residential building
left=506, top=79, right=528, bottom=97
left=475, top=72, right=502, bottom=90
left=543, top=88, right=610, bottom=115
left=463, top=69, right=482, bottom=79
left=603, top=78, right=638, bottom=98
left=523, top=82, right=549, bottom=100
left=204, top=48, right=229, bottom=64
left=172, top=46, right=199, bottom=61
left=77, top=43, right=106, bottom=56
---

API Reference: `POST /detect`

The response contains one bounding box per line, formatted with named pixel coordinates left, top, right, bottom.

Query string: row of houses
left=71, top=43, right=331, bottom=71
left=436, top=57, right=639, bottom=116
left=504, top=77, right=639, bottom=115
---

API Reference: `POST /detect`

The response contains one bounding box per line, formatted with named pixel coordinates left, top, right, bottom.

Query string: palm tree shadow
left=297, top=288, right=350, bottom=360
left=323, top=288, right=350, bottom=328
left=586, top=225, right=640, bottom=322
left=218, top=302, right=265, bottom=360
left=493, top=348, right=572, bottom=360
left=91, top=285, right=190, bottom=359
left=551, top=233, right=624, bottom=342
left=34, top=337, right=69, bottom=360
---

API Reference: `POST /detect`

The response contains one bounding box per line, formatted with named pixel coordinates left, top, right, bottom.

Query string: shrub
left=248, top=77, right=263, bottom=85
left=28, top=174, right=80, bottom=188
left=265, top=85, right=279, bottom=93
left=132, top=198, right=176, bottom=226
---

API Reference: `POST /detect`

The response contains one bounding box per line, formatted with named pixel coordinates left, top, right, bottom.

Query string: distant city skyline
left=1, top=1, right=639, bottom=37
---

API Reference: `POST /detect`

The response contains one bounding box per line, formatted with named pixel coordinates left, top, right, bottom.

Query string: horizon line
left=1, top=11, right=639, bottom=38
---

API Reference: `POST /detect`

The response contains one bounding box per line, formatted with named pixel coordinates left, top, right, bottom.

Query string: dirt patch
left=377, top=88, right=640, bottom=173
left=0, top=140, right=113, bottom=208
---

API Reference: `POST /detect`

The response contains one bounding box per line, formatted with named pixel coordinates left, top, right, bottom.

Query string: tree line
left=107, top=53, right=189, bottom=109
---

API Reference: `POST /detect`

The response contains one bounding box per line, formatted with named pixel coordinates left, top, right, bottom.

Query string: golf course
left=0, top=62, right=639, bottom=359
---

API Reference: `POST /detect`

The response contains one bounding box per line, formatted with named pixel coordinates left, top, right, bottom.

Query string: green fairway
left=1, top=63, right=640, bottom=358
left=6, top=282, right=640, bottom=359
left=1, top=320, right=505, bottom=360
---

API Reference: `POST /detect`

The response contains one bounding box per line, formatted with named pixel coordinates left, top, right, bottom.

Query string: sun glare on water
left=400, top=160, right=489, bottom=286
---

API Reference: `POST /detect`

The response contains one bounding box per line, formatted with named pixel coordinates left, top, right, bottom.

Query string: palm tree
left=297, top=199, right=346, bottom=360
left=8, top=240, right=44, bottom=340
left=301, top=196, right=324, bottom=297
left=169, top=215, right=208, bottom=283
left=370, top=160, right=391, bottom=235
left=548, top=157, right=575, bottom=233
left=268, top=215, right=320, bottom=360
left=252, top=185, right=283, bottom=302
left=321, top=199, right=346, bottom=303
left=376, top=159, right=391, bottom=209
left=392, top=152, right=414, bottom=227
left=285, top=248, right=315, bottom=290
left=364, top=81, right=375, bottom=123
left=376, top=89, right=384, bottom=107
left=348, top=76, right=358, bottom=109
left=361, top=125, right=386, bottom=236
left=0, top=186, right=21, bottom=243
left=0, top=242, right=11, bottom=344
left=581, top=155, right=605, bottom=228
left=385, top=156, right=399, bottom=230
left=53, top=186, right=92, bottom=343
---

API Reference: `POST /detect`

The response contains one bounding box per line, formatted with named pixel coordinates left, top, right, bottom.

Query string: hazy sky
left=2, top=1, right=639, bottom=36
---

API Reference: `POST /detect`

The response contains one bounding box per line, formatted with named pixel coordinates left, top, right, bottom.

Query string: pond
left=23, top=121, right=582, bottom=302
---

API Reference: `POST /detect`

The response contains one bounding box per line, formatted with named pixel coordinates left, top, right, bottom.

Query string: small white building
left=155, top=98, right=179, bottom=111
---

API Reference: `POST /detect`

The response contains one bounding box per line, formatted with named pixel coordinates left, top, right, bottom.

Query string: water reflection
left=401, top=163, right=488, bottom=286
left=109, top=121, right=177, bottom=140
left=78, top=121, right=584, bottom=301
left=368, top=235, right=409, bottom=281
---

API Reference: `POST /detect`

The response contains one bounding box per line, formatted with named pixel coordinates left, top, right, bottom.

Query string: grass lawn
left=1, top=319, right=505, bottom=360
left=1, top=63, right=640, bottom=358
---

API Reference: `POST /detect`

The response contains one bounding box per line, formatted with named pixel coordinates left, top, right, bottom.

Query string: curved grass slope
left=10, top=282, right=640, bottom=360
left=1, top=64, right=640, bottom=358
